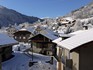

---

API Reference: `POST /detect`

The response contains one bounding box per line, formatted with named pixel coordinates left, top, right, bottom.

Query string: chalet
left=13, top=25, right=59, bottom=43
left=13, top=28, right=35, bottom=43
left=0, top=33, right=18, bottom=69
left=57, top=17, right=76, bottom=26
left=53, top=28, right=93, bottom=70
left=30, top=29, right=58, bottom=56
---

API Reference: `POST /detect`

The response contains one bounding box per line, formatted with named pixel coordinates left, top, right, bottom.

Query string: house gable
left=31, top=34, right=52, bottom=43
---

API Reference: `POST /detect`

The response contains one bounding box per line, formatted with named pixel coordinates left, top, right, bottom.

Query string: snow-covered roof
left=20, top=28, right=27, bottom=31
left=15, top=27, right=35, bottom=34
left=27, top=27, right=36, bottom=34
left=53, top=30, right=86, bottom=45
left=40, top=29, right=58, bottom=40
left=52, top=37, right=62, bottom=44
left=55, top=28, right=93, bottom=51
left=61, top=21, right=69, bottom=24
left=64, top=17, right=74, bottom=22
left=43, top=29, right=58, bottom=36
left=0, top=33, right=18, bottom=46
left=69, top=30, right=87, bottom=35
left=41, top=32, right=58, bottom=40
left=59, top=33, right=73, bottom=37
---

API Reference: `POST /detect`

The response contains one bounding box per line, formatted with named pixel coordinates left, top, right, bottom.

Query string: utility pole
left=0, top=54, right=2, bottom=70
left=31, top=42, right=33, bottom=61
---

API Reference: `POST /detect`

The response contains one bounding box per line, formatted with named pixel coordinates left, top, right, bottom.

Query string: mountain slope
left=0, top=5, right=41, bottom=26
left=65, top=1, right=93, bottom=19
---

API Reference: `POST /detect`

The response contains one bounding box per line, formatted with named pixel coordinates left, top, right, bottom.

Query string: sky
left=0, top=0, right=92, bottom=18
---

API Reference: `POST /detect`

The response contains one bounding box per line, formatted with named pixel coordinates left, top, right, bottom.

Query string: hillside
left=0, top=5, right=41, bottom=27
left=65, top=1, right=93, bottom=19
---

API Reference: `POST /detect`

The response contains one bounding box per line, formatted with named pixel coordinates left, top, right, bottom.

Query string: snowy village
left=0, top=16, right=93, bottom=70
left=0, top=0, right=93, bottom=70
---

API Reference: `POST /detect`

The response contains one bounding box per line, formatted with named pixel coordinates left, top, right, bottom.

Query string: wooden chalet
left=53, top=28, right=93, bottom=70
left=13, top=28, right=35, bottom=43
left=30, top=30, right=58, bottom=56
left=57, top=17, right=76, bottom=26
left=0, top=33, right=18, bottom=69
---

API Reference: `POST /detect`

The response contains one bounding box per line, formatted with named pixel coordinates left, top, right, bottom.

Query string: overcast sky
left=0, top=0, right=92, bottom=18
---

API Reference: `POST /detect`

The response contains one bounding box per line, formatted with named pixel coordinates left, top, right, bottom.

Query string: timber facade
left=56, top=41, right=93, bottom=70
left=13, top=30, right=32, bottom=43
left=30, top=34, right=57, bottom=56
left=0, top=46, right=12, bottom=62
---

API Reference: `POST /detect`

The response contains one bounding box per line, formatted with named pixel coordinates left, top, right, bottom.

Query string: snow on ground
left=2, top=51, right=57, bottom=70
left=2, top=52, right=30, bottom=70
left=13, top=43, right=31, bottom=52
left=2, top=43, right=57, bottom=70
left=29, top=61, right=55, bottom=70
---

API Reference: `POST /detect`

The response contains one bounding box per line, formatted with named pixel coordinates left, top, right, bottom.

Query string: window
left=19, top=36, right=21, bottom=39
left=23, top=37, right=26, bottom=39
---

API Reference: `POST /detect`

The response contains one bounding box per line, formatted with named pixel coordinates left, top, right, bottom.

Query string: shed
left=53, top=28, right=93, bottom=70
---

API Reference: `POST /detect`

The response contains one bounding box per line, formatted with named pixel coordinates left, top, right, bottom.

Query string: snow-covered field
left=2, top=44, right=57, bottom=70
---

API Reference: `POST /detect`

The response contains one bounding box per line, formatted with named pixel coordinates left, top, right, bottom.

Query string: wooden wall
left=70, top=41, right=93, bottom=70
left=31, top=34, right=56, bottom=56
left=0, top=46, right=12, bottom=62
left=14, top=31, right=31, bottom=43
